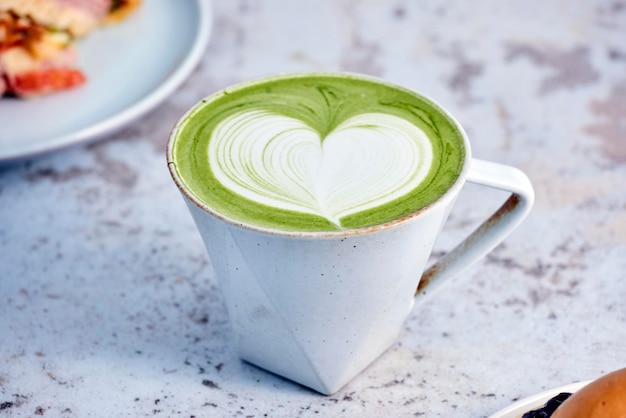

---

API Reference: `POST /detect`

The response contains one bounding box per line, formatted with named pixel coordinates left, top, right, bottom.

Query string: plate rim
left=488, top=380, right=592, bottom=418
left=0, top=0, right=212, bottom=162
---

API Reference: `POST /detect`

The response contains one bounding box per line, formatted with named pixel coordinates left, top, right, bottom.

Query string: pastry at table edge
left=550, top=367, right=626, bottom=418
left=0, top=0, right=140, bottom=98
left=524, top=368, right=626, bottom=418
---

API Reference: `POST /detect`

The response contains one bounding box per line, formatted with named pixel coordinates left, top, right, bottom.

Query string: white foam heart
left=208, top=110, right=433, bottom=227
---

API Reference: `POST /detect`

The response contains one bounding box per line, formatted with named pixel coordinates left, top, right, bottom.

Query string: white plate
left=0, top=0, right=212, bottom=162
left=488, top=381, right=591, bottom=418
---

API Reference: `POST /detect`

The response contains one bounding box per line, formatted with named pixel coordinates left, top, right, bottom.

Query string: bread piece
left=0, top=9, right=85, bottom=96
left=0, top=0, right=102, bottom=38
left=0, top=0, right=140, bottom=97
left=552, top=368, right=626, bottom=418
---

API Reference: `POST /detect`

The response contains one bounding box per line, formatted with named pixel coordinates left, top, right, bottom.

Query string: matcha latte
left=168, top=73, right=466, bottom=232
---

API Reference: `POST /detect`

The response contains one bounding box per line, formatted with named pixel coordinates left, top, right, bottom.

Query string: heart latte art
left=170, top=74, right=466, bottom=232
left=210, top=110, right=433, bottom=227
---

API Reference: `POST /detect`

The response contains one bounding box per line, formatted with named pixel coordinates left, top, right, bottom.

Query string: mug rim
left=166, top=71, right=472, bottom=238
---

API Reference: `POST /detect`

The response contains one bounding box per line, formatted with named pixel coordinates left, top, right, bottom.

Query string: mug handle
left=414, top=158, right=534, bottom=302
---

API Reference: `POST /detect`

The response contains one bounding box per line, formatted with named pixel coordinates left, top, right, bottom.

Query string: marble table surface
left=1, top=1, right=625, bottom=417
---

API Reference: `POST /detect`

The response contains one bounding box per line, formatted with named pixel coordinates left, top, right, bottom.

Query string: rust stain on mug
left=415, top=194, right=522, bottom=296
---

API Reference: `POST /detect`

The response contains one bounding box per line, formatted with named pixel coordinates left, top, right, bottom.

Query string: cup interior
left=166, top=72, right=472, bottom=237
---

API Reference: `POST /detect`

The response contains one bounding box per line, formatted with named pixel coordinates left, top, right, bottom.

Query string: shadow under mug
left=167, top=81, right=534, bottom=395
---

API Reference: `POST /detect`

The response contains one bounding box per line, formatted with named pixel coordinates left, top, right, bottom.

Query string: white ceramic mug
left=167, top=91, right=534, bottom=395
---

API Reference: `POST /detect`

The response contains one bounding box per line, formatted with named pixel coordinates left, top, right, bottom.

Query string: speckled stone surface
left=1, top=1, right=625, bottom=417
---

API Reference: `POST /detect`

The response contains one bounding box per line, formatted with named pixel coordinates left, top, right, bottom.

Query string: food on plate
left=551, top=368, right=626, bottom=418
left=106, top=0, right=141, bottom=24
left=0, top=0, right=140, bottom=97
left=521, top=368, right=626, bottom=418
left=521, top=392, right=572, bottom=418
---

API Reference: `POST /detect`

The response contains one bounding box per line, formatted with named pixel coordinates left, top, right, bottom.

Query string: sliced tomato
left=10, top=68, right=86, bottom=96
